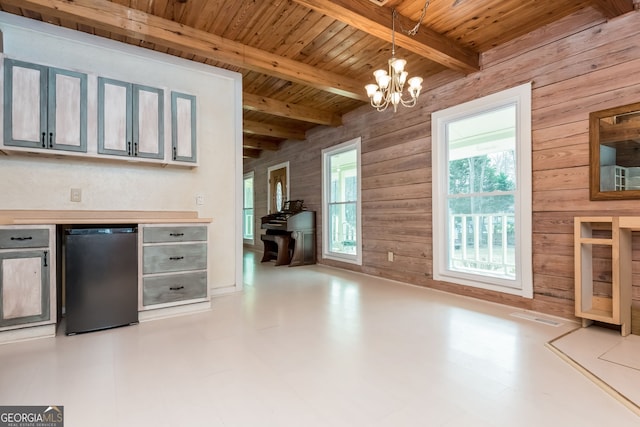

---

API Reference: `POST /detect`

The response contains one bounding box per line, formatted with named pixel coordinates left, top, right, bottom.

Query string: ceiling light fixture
left=365, top=3, right=430, bottom=113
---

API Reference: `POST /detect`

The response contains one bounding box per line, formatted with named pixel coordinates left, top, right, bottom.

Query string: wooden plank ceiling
left=0, top=0, right=635, bottom=158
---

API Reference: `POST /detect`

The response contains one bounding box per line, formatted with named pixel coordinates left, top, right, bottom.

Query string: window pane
left=330, top=149, right=357, bottom=203
left=447, top=196, right=515, bottom=280
left=328, top=202, right=357, bottom=255
left=244, top=178, right=253, bottom=208
left=446, top=105, right=517, bottom=282
left=243, top=208, right=254, bottom=240
left=449, top=152, right=515, bottom=195
left=243, top=175, right=254, bottom=240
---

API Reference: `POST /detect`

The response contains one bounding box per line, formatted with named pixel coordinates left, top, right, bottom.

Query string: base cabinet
left=574, top=217, right=632, bottom=336
left=140, top=224, right=209, bottom=311
left=0, top=226, right=55, bottom=330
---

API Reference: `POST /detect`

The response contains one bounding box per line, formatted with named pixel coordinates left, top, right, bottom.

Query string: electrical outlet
left=70, top=188, right=82, bottom=203
left=387, top=251, right=394, bottom=262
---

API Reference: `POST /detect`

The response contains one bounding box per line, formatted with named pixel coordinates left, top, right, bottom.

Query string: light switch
left=70, top=188, right=82, bottom=203
left=196, top=195, right=205, bottom=205
left=387, top=251, right=394, bottom=262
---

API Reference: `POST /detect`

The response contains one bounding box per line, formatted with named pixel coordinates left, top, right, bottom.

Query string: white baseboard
left=138, top=301, right=211, bottom=322
left=0, top=324, right=57, bottom=345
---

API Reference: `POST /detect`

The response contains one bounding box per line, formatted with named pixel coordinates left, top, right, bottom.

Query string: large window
left=432, top=83, right=532, bottom=297
left=322, top=138, right=362, bottom=264
left=243, top=171, right=254, bottom=243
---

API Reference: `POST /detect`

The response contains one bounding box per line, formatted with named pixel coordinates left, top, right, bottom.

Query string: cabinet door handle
left=169, top=233, right=184, bottom=237
left=41, top=132, right=46, bottom=148
left=169, top=256, right=184, bottom=261
left=49, top=132, right=53, bottom=148
left=10, top=236, right=33, bottom=241
left=169, top=286, right=185, bottom=291
left=173, top=146, right=177, bottom=160
left=127, top=141, right=132, bottom=156
left=43, top=251, right=48, bottom=267
left=134, top=142, right=138, bottom=156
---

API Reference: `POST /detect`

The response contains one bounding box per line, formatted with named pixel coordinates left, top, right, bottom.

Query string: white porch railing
left=449, top=213, right=516, bottom=278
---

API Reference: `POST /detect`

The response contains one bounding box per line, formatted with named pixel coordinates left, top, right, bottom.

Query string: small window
left=243, top=171, right=254, bottom=243
left=322, top=138, right=362, bottom=264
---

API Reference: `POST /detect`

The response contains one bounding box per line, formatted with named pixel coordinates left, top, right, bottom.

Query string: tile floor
left=0, top=250, right=639, bottom=426
left=549, top=325, right=640, bottom=414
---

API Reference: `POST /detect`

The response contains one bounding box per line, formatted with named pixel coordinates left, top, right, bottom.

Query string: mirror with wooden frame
left=590, top=101, right=640, bottom=200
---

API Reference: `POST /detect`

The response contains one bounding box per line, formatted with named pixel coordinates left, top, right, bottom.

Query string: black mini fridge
left=64, top=225, right=138, bottom=335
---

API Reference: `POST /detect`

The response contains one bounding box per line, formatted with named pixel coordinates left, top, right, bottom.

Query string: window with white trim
left=322, top=138, right=362, bottom=265
left=431, top=83, right=532, bottom=298
left=243, top=171, right=254, bottom=243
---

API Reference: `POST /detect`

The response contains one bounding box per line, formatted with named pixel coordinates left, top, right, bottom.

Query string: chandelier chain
left=396, top=0, right=430, bottom=36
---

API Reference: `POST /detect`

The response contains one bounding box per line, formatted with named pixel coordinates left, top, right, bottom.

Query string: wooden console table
left=574, top=217, right=635, bottom=336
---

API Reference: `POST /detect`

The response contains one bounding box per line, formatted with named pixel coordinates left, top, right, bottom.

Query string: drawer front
left=0, top=229, right=49, bottom=249
left=143, top=243, right=207, bottom=274
left=143, top=226, right=207, bottom=243
left=143, top=271, right=207, bottom=306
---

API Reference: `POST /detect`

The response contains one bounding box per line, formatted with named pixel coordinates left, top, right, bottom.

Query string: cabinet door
left=0, top=251, right=50, bottom=327
left=98, top=77, right=132, bottom=157
left=48, top=67, right=88, bottom=152
left=3, top=59, right=47, bottom=149
left=171, top=92, right=197, bottom=163
left=133, top=85, right=164, bottom=159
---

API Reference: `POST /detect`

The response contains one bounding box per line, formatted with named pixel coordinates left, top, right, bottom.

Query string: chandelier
left=365, top=8, right=424, bottom=113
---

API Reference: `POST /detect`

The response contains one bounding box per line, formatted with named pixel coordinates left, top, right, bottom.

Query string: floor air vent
left=510, top=312, right=563, bottom=327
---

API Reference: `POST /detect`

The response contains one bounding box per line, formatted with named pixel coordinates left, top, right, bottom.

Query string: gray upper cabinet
left=98, top=77, right=164, bottom=159
left=171, top=91, right=197, bottom=163
left=3, top=59, right=87, bottom=152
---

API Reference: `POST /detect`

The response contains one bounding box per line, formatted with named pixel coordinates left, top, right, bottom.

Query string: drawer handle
left=169, top=286, right=185, bottom=291
left=169, top=256, right=184, bottom=261
left=10, top=236, right=33, bottom=241
left=169, top=233, right=184, bottom=237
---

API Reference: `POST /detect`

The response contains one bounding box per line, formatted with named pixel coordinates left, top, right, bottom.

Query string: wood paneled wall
left=244, top=8, right=640, bottom=321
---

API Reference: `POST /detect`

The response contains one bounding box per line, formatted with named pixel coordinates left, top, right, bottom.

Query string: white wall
left=0, top=13, right=243, bottom=292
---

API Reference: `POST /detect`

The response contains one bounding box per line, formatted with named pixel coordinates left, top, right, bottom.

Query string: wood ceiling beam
left=243, top=148, right=261, bottom=159
left=5, top=0, right=369, bottom=101
left=243, top=120, right=306, bottom=140
left=243, top=93, right=342, bottom=127
left=589, top=0, right=635, bottom=18
left=243, top=137, right=281, bottom=151
left=292, top=0, right=479, bottom=74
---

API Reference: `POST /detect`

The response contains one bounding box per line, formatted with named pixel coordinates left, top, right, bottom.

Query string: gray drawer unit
left=143, top=271, right=207, bottom=306
left=143, top=243, right=207, bottom=274
left=143, top=226, right=207, bottom=243
left=0, top=229, right=50, bottom=249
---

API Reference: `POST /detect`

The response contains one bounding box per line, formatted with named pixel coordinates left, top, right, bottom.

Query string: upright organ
left=260, top=200, right=316, bottom=267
